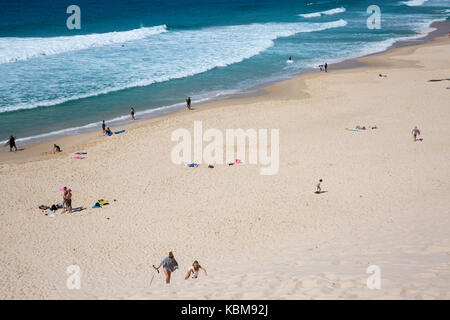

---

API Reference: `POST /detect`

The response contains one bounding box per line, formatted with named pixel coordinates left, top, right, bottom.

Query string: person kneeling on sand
left=53, top=144, right=61, bottom=153
left=105, top=127, right=112, bottom=136
left=185, top=260, right=207, bottom=280
left=155, top=251, right=178, bottom=284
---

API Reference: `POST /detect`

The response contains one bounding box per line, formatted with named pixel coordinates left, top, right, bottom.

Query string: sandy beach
left=1, top=28, right=449, bottom=299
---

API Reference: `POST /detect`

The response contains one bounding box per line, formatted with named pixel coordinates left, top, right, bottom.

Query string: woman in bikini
left=185, top=260, right=207, bottom=280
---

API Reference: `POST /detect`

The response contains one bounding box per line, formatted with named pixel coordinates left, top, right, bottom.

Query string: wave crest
left=298, top=7, right=346, bottom=18
left=0, top=25, right=168, bottom=64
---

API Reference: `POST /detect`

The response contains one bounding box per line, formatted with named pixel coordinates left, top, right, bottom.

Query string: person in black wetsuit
left=102, top=120, right=106, bottom=135
left=186, top=97, right=191, bottom=110
left=9, top=135, right=17, bottom=152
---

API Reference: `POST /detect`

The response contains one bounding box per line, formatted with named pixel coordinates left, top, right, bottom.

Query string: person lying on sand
left=185, top=260, right=207, bottom=280
left=356, top=125, right=366, bottom=130
left=155, top=251, right=178, bottom=284
left=53, top=144, right=61, bottom=153
left=378, top=74, right=387, bottom=78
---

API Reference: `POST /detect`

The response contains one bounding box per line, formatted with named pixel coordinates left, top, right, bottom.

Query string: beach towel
left=98, top=200, right=109, bottom=205
left=185, top=163, right=199, bottom=168
left=39, top=205, right=49, bottom=210
left=345, top=128, right=367, bottom=132
left=74, top=156, right=85, bottom=159
left=75, top=152, right=87, bottom=155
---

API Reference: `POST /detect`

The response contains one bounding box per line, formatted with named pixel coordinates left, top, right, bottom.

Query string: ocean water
left=0, top=0, right=448, bottom=145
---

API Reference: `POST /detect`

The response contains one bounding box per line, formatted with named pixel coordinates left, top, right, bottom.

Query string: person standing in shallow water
left=130, top=107, right=135, bottom=120
left=155, top=251, right=178, bottom=284
left=324, top=62, right=328, bottom=72
left=186, top=97, right=191, bottom=110
left=9, top=135, right=17, bottom=152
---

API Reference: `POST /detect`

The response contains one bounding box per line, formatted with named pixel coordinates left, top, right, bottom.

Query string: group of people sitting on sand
left=153, top=251, right=207, bottom=284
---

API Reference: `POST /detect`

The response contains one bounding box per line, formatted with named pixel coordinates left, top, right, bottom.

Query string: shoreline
left=1, top=19, right=448, bottom=162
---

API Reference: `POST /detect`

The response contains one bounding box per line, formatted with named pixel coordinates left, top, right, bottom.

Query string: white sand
left=0, top=36, right=449, bottom=299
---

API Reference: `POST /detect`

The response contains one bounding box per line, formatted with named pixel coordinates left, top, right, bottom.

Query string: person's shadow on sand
left=72, top=207, right=86, bottom=212
left=415, top=138, right=424, bottom=142
left=314, top=191, right=328, bottom=194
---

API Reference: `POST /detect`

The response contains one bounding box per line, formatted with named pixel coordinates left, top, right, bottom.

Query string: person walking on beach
left=185, top=260, right=207, bottom=280
left=154, top=251, right=178, bottom=284
left=186, top=97, right=191, bottom=110
left=315, top=179, right=323, bottom=194
left=102, top=120, right=106, bottom=135
left=412, top=126, right=421, bottom=141
left=63, top=188, right=72, bottom=213
left=130, top=107, right=135, bottom=120
left=9, top=135, right=17, bottom=152
left=324, top=62, right=328, bottom=73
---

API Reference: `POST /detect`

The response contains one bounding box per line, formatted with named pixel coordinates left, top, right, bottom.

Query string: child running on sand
left=185, top=260, right=207, bottom=280
left=155, top=251, right=178, bottom=284
left=412, top=126, right=421, bottom=141
left=315, top=179, right=323, bottom=194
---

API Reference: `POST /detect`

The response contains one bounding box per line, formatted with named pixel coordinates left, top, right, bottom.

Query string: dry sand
left=0, top=34, right=449, bottom=300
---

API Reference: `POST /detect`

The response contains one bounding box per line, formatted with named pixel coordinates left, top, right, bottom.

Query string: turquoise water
left=0, top=0, right=449, bottom=145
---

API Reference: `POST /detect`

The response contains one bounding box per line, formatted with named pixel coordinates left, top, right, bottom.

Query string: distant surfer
left=130, top=107, right=135, bottom=120
left=8, top=135, right=17, bottom=152
left=186, top=97, right=192, bottom=110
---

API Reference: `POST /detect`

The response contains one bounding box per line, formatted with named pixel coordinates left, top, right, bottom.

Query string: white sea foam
left=298, top=7, right=346, bottom=18
left=0, top=25, right=168, bottom=64
left=0, top=19, right=347, bottom=113
left=401, top=0, right=430, bottom=6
